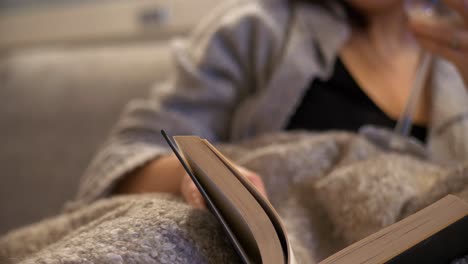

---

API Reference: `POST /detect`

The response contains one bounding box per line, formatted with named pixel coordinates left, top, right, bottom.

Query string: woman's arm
left=72, top=1, right=285, bottom=207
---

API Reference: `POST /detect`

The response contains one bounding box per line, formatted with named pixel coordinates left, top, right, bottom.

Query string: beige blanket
left=1, top=131, right=468, bottom=263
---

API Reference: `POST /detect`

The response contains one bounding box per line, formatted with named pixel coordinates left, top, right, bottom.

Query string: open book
left=162, top=131, right=468, bottom=264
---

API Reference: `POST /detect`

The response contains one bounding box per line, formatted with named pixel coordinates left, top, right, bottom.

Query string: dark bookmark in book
left=161, top=130, right=468, bottom=264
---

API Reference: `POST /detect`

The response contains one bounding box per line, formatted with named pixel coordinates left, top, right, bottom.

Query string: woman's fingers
left=408, top=2, right=468, bottom=84
left=235, top=166, right=268, bottom=198
left=408, top=0, right=468, bottom=57
left=409, top=19, right=468, bottom=50
left=180, top=174, right=206, bottom=209
left=443, top=0, right=468, bottom=24
left=416, top=33, right=467, bottom=65
left=409, top=19, right=468, bottom=65
left=180, top=165, right=267, bottom=208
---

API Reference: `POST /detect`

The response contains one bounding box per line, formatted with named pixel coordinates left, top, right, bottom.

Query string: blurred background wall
left=0, top=0, right=220, bottom=235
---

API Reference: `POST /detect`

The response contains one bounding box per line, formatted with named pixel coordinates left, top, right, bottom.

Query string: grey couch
left=0, top=42, right=173, bottom=235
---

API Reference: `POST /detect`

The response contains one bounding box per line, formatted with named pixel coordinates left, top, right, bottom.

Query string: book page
left=203, top=139, right=296, bottom=264
left=174, top=136, right=285, bottom=264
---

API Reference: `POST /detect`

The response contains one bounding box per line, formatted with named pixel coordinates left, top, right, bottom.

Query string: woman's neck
left=339, top=4, right=430, bottom=125
left=353, top=5, right=418, bottom=58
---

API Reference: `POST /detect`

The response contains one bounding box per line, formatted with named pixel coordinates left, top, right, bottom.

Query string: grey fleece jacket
left=72, top=0, right=468, bottom=208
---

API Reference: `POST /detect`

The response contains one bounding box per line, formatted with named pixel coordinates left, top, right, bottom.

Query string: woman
left=75, top=0, right=468, bottom=209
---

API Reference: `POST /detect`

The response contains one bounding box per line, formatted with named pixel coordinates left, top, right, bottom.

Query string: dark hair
left=291, top=0, right=367, bottom=28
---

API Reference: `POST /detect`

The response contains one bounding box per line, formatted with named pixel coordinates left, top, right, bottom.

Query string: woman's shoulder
left=204, top=0, right=293, bottom=26
left=185, top=0, right=345, bottom=55
left=187, top=0, right=294, bottom=46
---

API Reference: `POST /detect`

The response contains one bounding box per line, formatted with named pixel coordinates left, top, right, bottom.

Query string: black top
left=286, top=58, right=427, bottom=142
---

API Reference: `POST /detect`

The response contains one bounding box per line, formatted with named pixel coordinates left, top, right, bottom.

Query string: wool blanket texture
left=1, top=131, right=468, bottom=264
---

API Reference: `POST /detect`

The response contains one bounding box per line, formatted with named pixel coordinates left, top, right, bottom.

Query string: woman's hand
left=115, top=154, right=186, bottom=195
left=408, top=0, right=468, bottom=86
left=180, top=164, right=267, bottom=209
left=117, top=154, right=267, bottom=209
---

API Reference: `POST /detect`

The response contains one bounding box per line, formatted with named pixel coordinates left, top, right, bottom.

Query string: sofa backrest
left=0, top=42, right=172, bottom=234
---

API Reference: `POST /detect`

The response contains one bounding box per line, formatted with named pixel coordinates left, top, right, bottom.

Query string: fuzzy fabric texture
left=0, top=194, right=238, bottom=264
left=1, top=131, right=468, bottom=264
